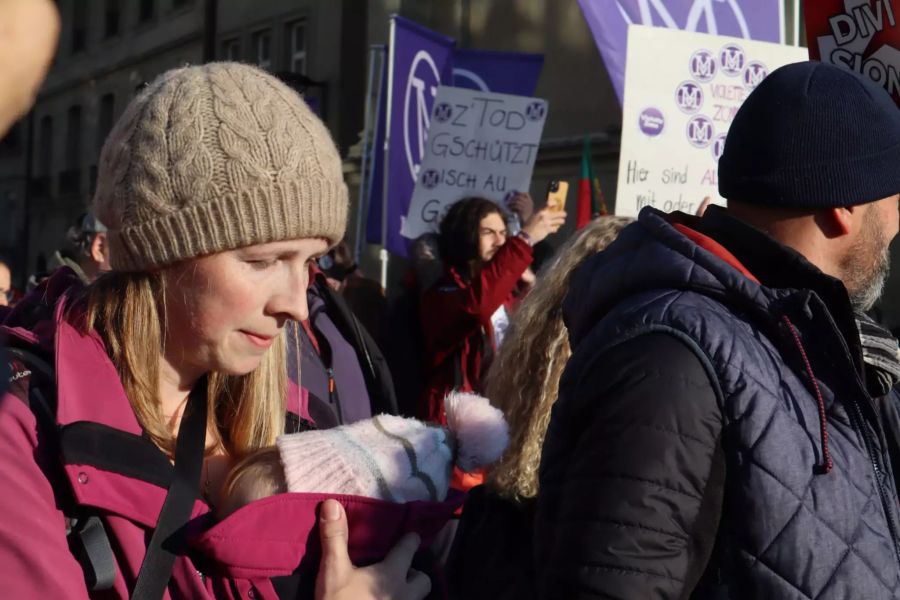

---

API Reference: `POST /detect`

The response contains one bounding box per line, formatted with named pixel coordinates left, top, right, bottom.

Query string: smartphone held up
left=546, top=180, right=569, bottom=212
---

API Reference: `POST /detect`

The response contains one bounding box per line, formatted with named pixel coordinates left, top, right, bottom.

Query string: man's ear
left=90, top=232, right=109, bottom=267
left=822, top=206, right=855, bottom=238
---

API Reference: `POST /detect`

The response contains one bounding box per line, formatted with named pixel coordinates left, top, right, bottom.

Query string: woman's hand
left=696, top=197, right=711, bottom=217
left=507, top=192, right=535, bottom=223
left=315, top=499, right=431, bottom=600
left=520, top=267, right=536, bottom=288
left=522, top=208, right=567, bottom=245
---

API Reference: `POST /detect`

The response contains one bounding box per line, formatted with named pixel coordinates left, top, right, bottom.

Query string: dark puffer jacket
left=535, top=206, right=900, bottom=599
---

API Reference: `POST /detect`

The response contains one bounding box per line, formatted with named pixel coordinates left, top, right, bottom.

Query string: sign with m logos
left=577, top=0, right=784, bottom=103
left=615, top=26, right=806, bottom=217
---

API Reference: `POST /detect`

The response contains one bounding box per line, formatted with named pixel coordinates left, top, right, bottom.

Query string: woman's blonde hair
left=484, top=216, right=633, bottom=501
left=82, top=270, right=286, bottom=458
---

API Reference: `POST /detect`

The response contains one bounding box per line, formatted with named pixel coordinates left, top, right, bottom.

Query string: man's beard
left=845, top=212, right=891, bottom=313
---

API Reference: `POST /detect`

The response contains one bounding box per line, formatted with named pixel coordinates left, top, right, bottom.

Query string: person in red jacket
left=419, top=195, right=566, bottom=425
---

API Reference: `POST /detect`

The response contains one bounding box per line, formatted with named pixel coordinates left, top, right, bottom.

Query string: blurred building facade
left=0, top=0, right=810, bottom=295
left=0, top=0, right=366, bottom=285
left=0, top=0, right=206, bottom=282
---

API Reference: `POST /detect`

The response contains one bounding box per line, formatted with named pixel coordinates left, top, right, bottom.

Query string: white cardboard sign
left=402, top=86, right=548, bottom=240
left=615, top=25, right=807, bottom=217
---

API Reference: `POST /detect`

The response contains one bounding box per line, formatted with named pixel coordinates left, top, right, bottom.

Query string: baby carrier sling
left=5, top=344, right=208, bottom=599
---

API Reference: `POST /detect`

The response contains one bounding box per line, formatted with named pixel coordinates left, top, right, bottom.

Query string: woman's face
left=162, top=238, right=329, bottom=378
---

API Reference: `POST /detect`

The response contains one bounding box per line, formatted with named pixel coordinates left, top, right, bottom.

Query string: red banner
left=805, top=0, right=900, bottom=105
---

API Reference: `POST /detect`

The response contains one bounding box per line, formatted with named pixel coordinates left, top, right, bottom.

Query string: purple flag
left=365, top=16, right=455, bottom=257
left=453, top=48, right=544, bottom=96
left=578, top=0, right=784, bottom=103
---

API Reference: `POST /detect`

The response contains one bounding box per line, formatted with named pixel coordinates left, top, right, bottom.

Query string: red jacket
left=418, top=236, right=533, bottom=424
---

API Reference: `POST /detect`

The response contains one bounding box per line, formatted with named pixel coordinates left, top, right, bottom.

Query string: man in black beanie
left=535, top=61, right=900, bottom=600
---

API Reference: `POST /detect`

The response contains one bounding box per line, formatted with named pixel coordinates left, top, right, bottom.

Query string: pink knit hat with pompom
left=276, top=392, right=508, bottom=503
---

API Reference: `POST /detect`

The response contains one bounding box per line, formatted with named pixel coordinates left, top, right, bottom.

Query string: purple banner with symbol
left=365, top=16, right=455, bottom=256
left=577, top=0, right=784, bottom=103
left=453, top=48, right=544, bottom=96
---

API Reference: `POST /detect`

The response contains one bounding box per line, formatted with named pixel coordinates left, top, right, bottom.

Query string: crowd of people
left=5, top=2, right=900, bottom=599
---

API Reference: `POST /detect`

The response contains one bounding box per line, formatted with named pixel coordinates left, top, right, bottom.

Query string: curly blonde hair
left=484, top=216, right=633, bottom=501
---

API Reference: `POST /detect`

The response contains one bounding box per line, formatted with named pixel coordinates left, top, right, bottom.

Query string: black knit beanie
left=719, top=61, right=900, bottom=208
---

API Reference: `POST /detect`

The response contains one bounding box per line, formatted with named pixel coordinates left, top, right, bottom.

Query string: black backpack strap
left=6, top=346, right=118, bottom=591
left=131, top=378, right=208, bottom=600
left=69, top=515, right=118, bottom=590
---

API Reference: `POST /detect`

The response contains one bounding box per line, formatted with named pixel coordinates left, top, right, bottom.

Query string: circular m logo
left=742, top=61, right=768, bottom=90
left=404, top=51, right=442, bottom=183
left=421, top=168, right=441, bottom=189
left=719, top=44, right=745, bottom=76
left=675, top=81, right=704, bottom=114
left=689, top=49, right=717, bottom=82
left=712, top=133, right=728, bottom=161
left=686, top=115, right=714, bottom=148
left=433, top=102, right=453, bottom=123
left=526, top=101, right=547, bottom=121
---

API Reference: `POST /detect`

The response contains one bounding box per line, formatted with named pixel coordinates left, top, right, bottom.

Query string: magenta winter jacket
left=0, top=271, right=462, bottom=599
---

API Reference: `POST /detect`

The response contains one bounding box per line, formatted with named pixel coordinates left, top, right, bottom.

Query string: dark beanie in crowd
left=718, top=61, right=900, bottom=208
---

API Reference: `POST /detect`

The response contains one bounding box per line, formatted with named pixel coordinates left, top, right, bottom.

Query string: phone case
left=546, top=181, right=569, bottom=212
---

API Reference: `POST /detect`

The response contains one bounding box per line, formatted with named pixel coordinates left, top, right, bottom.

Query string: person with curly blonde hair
left=446, top=216, right=632, bottom=600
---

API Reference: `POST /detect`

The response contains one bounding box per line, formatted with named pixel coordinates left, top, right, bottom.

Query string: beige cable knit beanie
left=94, top=62, right=348, bottom=272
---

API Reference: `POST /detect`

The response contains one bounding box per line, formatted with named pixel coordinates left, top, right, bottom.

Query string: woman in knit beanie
left=0, top=62, right=426, bottom=600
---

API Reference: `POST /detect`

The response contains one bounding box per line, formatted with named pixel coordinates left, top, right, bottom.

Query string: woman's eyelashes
left=246, top=258, right=277, bottom=271
left=244, top=249, right=325, bottom=272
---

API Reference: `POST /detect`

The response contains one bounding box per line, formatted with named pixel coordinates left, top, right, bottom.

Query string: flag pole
left=793, top=0, right=801, bottom=46
left=380, top=17, right=397, bottom=290
left=354, top=45, right=383, bottom=263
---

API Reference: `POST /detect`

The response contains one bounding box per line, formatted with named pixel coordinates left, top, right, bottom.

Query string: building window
left=72, top=1, right=87, bottom=53
left=287, top=21, right=307, bottom=74
left=38, top=116, right=53, bottom=177
left=61, top=106, right=83, bottom=195
left=66, top=105, right=82, bottom=170
left=139, top=0, right=155, bottom=22
left=98, top=94, right=115, bottom=152
left=222, top=38, right=240, bottom=61
left=105, top=0, right=120, bottom=38
left=0, top=123, right=22, bottom=157
left=252, top=30, right=272, bottom=69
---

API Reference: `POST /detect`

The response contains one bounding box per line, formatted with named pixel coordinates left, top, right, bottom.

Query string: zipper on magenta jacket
left=848, top=395, right=900, bottom=567
left=327, top=367, right=343, bottom=423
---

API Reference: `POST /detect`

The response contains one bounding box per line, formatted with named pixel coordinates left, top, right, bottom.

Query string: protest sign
left=805, top=0, right=900, bottom=105
left=401, top=86, right=548, bottom=240
left=615, top=25, right=806, bottom=217
left=364, top=17, right=546, bottom=257
left=577, top=0, right=783, bottom=103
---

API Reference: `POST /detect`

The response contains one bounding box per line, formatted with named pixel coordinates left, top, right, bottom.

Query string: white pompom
left=444, top=392, right=509, bottom=472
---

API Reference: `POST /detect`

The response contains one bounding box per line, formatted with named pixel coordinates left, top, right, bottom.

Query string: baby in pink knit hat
left=217, top=392, right=508, bottom=518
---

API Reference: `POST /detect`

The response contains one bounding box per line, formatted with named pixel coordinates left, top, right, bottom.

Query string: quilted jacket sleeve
left=536, top=333, right=725, bottom=600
